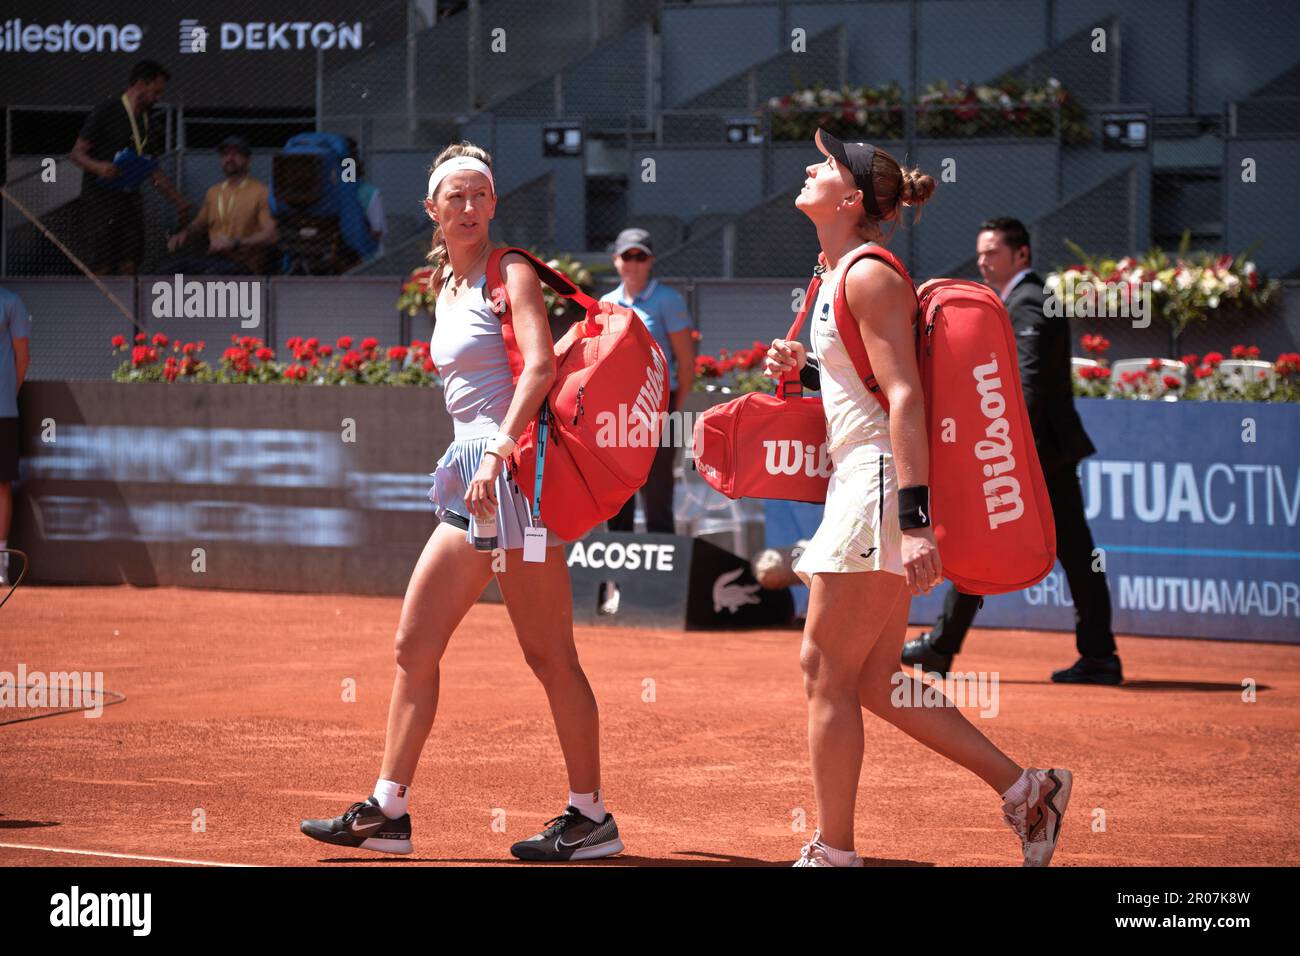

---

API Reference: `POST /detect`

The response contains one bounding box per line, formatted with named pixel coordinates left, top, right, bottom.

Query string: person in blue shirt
left=595, top=228, right=696, bottom=615
left=599, top=227, right=696, bottom=536
left=0, top=287, right=32, bottom=586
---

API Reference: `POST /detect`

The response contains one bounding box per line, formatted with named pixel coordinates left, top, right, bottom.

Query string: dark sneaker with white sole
left=300, top=796, right=412, bottom=855
left=510, top=806, right=624, bottom=862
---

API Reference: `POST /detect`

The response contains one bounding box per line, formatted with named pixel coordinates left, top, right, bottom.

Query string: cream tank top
left=808, top=250, right=893, bottom=458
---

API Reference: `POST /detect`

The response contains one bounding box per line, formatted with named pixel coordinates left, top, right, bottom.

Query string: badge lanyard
left=215, top=178, right=248, bottom=237
left=530, top=402, right=549, bottom=527
left=119, top=93, right=148, bottom=155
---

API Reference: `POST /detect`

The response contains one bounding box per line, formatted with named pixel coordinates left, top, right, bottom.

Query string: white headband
left=426, top=157, right=495, bottom=200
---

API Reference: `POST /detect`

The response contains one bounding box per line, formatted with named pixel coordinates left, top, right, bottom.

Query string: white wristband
left=486, top=432, right=517, bottom=459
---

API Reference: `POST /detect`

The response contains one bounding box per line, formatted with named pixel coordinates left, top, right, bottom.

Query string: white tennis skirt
left=792, top=441, right=905, bottom=586
left=427, top=435, right=563, bottom=550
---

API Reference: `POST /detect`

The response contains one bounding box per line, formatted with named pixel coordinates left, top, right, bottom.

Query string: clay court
left=1, top=584, right=1297, bottom=867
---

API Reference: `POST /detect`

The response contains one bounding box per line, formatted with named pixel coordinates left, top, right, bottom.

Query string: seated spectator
left=345, top=138, right=387, bottom=262
left=165, top=136, right=278, bottom=274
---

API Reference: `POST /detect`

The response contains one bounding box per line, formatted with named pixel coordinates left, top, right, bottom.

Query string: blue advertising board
left=764, top=399, right=1300, bottom=644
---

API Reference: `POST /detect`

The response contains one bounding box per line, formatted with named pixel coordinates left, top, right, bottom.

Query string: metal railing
left=4, top=103, right=176, bottom=171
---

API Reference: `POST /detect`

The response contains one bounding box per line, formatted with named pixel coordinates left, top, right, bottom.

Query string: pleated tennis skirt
left=792, top=440, right=905, bottom=586
left=427, top=435, right=563, bottom=550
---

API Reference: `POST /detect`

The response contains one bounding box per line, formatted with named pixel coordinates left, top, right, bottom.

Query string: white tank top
left=809, top=250, right=894, bottom=458
left=429, top=272, right=518, bottom=440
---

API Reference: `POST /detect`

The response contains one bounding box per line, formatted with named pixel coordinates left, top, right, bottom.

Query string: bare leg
left=801, top=569, right=904, bottom=852
left=858, top=584, right=1022, bottom=795
left=378, top=522, right=496, bottom=785
left=495, top=544, right=600, bottom=794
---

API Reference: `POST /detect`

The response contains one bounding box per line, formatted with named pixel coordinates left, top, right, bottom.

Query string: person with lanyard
left=69, top=60, right=190, bottom=276
left=299, top=143, right=625, bottom=862
left=166, top=136, right=278, bottom=275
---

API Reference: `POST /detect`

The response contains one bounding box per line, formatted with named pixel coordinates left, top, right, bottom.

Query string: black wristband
left=899, top=485, right=931, bottom=530
left=799, top=355, right=821, bottom=391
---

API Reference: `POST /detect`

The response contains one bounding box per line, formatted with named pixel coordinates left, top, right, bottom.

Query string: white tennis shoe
left=793, top=831, right=863, bottom=867
left=1003, top=767, right=1073, bottom=866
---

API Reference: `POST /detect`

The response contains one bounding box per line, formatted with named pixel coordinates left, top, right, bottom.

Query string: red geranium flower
left=1203, top=351, right=1224, bottom=367
left=1180, top=353, right=1198, bottom=366
left=111, top=335, right=127, bottom=348
left=255, top=347, right=275, bottom=362
left=388, top=346, right=408, bottom=362
left=136, top=332, right=148, bottom=344
left=337, top=336, right=353, bottom=350
left=1162, top=375, right=1182, bottom=389
left=1194, top=366, right=1214, bottom=379
left=1146, top=358, right=1162, bottom=371
left=1080, top=334, right=1110, bottom=355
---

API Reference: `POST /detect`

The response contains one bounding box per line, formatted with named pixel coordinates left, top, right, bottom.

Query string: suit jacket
left=1005, top=271, right=1096, bottom=473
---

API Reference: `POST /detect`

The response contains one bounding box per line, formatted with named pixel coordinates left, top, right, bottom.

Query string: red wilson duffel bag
left=485, top=246, right=671, bottom=542
left=690, top=266, right=832, bottom=504
left=692, top=245, right=1055, bottom=595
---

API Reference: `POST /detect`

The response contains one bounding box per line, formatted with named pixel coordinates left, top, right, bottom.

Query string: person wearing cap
left=165, top=135, right=278, bottom=274
left=763, top=129, right=1073, bottom=869
left=601, top=227, right=696, bottom=536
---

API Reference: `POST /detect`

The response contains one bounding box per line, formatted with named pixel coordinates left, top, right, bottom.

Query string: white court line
left=0, top=842, right=258, bottom=867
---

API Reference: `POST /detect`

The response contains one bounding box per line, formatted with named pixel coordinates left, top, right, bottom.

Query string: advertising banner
left=764, top=399, right=1300, bottom=644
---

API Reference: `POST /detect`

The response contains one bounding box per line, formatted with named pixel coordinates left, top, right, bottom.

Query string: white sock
left=569, top=789, right=606, bottom=824
left=817, top=840, right=859, bottom=867
left=1001, top=769, right=1032, bottom=806
left=372, top=778, right=410, bottom=818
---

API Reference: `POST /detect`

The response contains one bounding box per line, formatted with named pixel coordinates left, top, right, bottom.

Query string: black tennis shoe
left=300, top=796, right=412, bottom=855
left=510, top=806, right=623, bottom=862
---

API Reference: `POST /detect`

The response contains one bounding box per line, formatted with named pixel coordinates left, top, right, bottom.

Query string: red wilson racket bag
left=484, top=247, right=671, bottom=541
left=692, top=246, right=1055, bottom=594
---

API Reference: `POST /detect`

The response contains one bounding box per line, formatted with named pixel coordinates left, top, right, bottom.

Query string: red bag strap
left=775, top=269, right=824, bottom=400
left=830, top=244, right=919, bottom=415
left=485, top=246, right=600, bottom=384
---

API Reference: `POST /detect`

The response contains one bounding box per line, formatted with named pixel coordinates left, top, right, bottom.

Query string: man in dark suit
left=901, top=218, right=1123, bottom=684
